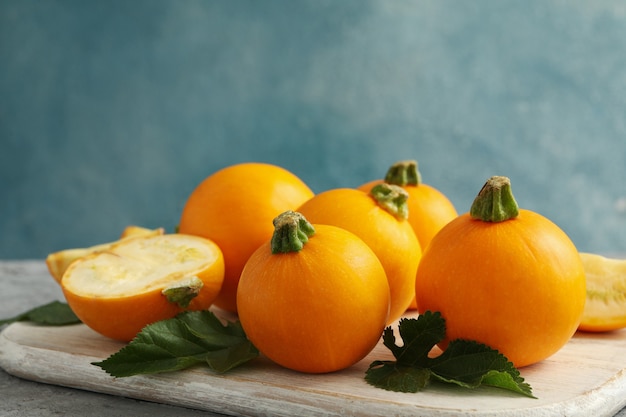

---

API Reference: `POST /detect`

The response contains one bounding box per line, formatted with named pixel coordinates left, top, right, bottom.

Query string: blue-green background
left=2, top=0, right=625, bottom=259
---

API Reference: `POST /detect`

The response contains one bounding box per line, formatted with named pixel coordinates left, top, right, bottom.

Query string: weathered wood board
left=2, top=315, right=626, bottom=417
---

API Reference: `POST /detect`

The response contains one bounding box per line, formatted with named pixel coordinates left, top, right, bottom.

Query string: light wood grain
left=2, top=314, right=626, bottom=417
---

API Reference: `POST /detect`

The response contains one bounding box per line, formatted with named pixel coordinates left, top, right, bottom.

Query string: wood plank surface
left=2, top=314, right=626, bottom=417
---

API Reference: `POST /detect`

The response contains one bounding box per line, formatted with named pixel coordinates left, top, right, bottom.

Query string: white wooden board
left=2, top=313, right=626, bottom=417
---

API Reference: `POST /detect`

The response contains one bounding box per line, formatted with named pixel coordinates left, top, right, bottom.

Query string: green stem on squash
left=271, top=211, right=316, bottom=254
left=162, top=276, right=204, bottom=308
left=384, top=160, right=422, bottom=186
left=369, top=183, right=409, bottom=221
left=469, top=176, right=519, bottom=222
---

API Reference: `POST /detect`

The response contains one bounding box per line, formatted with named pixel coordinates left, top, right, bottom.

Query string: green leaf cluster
left=0, top=301, right=80, bottom=327
left=365, top=311, right=535, bottom=398
left=92, top=310, right=258, bottom=377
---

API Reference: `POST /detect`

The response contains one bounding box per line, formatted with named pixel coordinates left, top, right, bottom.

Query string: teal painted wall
left=1, top=0, right=625, bottom=258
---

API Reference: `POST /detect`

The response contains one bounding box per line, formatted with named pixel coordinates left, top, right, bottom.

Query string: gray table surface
left=1, top=260, right=625, bottom=417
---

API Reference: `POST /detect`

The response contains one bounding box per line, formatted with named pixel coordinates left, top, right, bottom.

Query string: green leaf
left=429, top=339, right=535, bottom=398
left=92, top=318, right=209, bottom=377
left=93, top=311, right=258, bottom=377
left=365, top=361, right=431, bottom=393
left=481, top=369, right=535, bottom=397
left=177, top=310, right=248, bottom=348
left=384, top=311, right=445, bottom=367
left=0, top=301, right=81, bottom=326
left=177, top=310, right=260, bottom=373
left=206, top=340, right=260, bottom=373
left=366, top=311, right=535, bottom=398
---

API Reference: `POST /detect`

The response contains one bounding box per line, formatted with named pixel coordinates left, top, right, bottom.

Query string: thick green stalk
left=384, top=160, right=422, bottom=186
left=369, top=183, right=409, bottom=221
left=469, top=176, right=519, bottom=222
left=271, top=211, right=316, bottom=254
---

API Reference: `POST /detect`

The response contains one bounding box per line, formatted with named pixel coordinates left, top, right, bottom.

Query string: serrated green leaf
left=206, top=341, right=260, bottom=373
left=177, top=310, right=247, bottom=348
left=93, top=318, right=210, bottom=377
left=428, top=339, right=515, bottom=384
left=365, top=361, right=431, bottom=393
left=429, top=339, right=535, bottom=398
left=0, top=301, right=80, bottom=327
left=382, top=311, right=445, bottom=368
left=481, top=370, right=535, bottom=398
left=93, top=311, right=258, bottom=377
left=366, top=311, right=536, bottom=398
